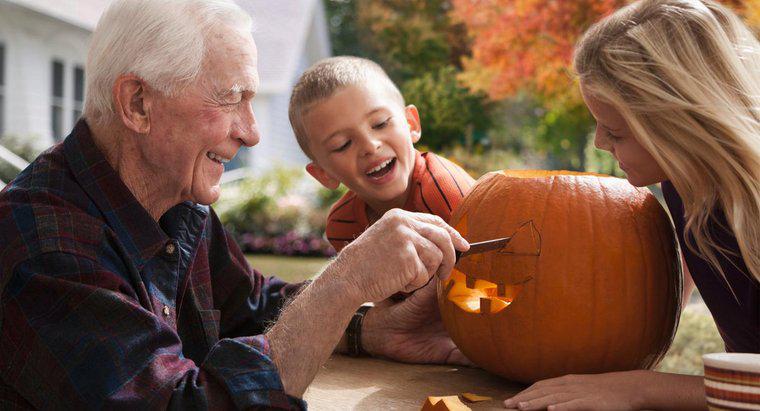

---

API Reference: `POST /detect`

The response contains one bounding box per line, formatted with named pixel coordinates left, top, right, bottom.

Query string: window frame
left=51, top=59, right=65, bottom=140
left=72, top=65, right=84, bottom=125
left=0, top=42, right=5, bottom=136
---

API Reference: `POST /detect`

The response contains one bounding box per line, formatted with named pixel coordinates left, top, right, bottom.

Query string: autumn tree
left=352, top=0, right=468, bottom=82
left=452, top=0, right=625, bottom=101
left=402, top=66, right=493, bottom=149
left=452, top=0, right=759, bottom=170
left=722, top=0, right=760, bottom=31
left=324, top=0, right=494, bottom=149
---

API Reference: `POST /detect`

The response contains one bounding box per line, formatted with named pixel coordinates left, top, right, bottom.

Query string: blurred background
left=1, top=0, right=757, bottom=374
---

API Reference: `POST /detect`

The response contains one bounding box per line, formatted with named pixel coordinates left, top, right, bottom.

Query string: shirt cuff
left=202, top=337, right=305, bottom=410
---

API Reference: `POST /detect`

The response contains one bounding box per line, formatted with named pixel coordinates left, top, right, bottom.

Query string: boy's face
left=303, top=83, right=421, bottom=210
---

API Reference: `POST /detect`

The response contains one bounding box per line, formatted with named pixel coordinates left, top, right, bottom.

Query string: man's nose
left=235, top=103, right=260, bottom=148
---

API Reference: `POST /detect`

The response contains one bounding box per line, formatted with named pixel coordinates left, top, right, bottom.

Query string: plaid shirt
left=0, top=121, right=307, bottom=410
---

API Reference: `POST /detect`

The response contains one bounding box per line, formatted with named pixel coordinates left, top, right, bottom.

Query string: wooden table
left=304, top=356, right=525, bottom=410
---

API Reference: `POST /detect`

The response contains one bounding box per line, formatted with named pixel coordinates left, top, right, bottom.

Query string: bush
left=584, top=134, right=624, bottom=177
left=0, top=135, right=40, bottom=183
left=435, top=145, right=547, bottom=180
left=656, top=307, right=725, bottom=375
left=214, top=167, right=344, bottom=257
left=402, top=66, right=493, bottom=150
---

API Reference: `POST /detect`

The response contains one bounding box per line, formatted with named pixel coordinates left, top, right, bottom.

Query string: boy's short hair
left=288, top=56, right=405, bottom=159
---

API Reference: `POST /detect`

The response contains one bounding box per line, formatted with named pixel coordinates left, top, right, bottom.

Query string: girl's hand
left=503, top=370, right=706, bottom=410
left=503, top=370, right=647, bottom=410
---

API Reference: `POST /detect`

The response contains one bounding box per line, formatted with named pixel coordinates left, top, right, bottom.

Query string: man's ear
left=113, top=74, right=151, bottom=134
left=405, top=104, right=422, bottom=143
left=306, top=162, right=341, bottom=190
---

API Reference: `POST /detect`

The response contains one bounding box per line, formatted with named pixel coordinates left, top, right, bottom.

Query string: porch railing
left=0, top=144, right=30, bottom=190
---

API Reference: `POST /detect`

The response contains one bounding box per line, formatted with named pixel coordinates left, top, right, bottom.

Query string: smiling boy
left=288, top=56, right=475, bottom=253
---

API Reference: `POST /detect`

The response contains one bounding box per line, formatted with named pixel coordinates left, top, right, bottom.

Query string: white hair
left=84, top=0, right=253, bottom=124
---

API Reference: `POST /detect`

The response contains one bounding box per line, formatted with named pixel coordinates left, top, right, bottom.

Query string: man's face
left=581, top=83, right=667, bottom=187
left=303, top=83, right=421, bottom=209
left=145, top=27, right=260, bottom=205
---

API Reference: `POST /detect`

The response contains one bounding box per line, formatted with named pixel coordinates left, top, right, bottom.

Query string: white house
left=0, top=0, right=330, bottom=178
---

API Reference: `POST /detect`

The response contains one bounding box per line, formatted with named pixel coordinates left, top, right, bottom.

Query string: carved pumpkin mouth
left=444, top=217, right=539, bottom=314
left=444, top=270, right=532, bottom=314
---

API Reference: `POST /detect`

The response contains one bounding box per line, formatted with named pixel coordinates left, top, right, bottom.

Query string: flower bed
left=238, top=231, right=336, bottom=257
left=215, top=167, right=345, bottom=257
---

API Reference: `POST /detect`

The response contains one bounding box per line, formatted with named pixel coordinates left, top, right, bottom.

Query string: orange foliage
left=723, top=0, right=760, bottom=28
left=451, top=0, right=625, bottom=101
left=453, top=0, right=760, bottom=102
left=739, top=0, right=760, bottom=29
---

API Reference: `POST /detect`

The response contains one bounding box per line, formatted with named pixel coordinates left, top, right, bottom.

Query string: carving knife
left=455, top=237, right=512, bottom=262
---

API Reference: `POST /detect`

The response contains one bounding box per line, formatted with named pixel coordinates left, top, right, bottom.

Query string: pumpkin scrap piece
left=461, top=392, right=492, bottom=403
left=421, top=395, right=472, bottom=411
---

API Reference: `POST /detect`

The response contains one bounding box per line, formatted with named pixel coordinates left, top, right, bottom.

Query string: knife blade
left=455, top=236, right=512, bottom=262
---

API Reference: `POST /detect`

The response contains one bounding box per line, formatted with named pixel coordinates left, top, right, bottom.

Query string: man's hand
left=338, top=209, right=469, bottom=304
left=502, top=370, right=707, bottom=410
left=266, top=209, right=467, bottom=396
left=360, top=277, right=472, bottom=366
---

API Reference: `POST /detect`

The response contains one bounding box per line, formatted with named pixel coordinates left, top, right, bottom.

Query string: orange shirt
left=325, top=150, right=476, bottom=253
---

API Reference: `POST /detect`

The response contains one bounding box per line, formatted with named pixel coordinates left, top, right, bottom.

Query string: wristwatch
left=346, top=305, right=372, bottom=357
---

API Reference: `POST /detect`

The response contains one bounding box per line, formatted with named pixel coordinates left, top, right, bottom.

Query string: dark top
left=662, top=181, right=760, bottom=353
left=0, top=120, right=306, bottom=409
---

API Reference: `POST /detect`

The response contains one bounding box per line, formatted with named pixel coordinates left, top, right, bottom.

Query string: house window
left=51, top=60, right=64, bottom=140
left=0, top=43, right=5, bottom=136
left=72, top=65, right=84, bottom=125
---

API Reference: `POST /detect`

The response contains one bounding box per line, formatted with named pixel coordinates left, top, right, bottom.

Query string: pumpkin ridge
left=627, top=187, right=652, bottom=368
left=589, top=177, right=600, bottom=371
left=487, top=295, right=509, bottom=376
left=597, top=176, right=619, bottom=369
left=533, top=174, right=558, bottom=371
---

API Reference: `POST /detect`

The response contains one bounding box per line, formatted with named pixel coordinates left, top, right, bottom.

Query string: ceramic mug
left=703, top=352, right=760, bottom=410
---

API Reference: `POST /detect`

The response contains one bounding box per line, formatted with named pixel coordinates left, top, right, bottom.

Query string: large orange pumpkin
left=438, top=170, right=681, bottom=383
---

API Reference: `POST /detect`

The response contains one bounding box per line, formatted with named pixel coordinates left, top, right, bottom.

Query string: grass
left=245, top=254, right=329, bottom=283
left=656, top=304, right=724, bottom=375
left=246, top=254, right=724, bottom=376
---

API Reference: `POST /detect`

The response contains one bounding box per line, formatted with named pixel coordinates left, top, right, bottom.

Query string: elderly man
left=0, top=0, right=470, bottom=409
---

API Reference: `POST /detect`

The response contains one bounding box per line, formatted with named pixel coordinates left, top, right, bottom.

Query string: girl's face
left=581, top=83, right=668, bottom=187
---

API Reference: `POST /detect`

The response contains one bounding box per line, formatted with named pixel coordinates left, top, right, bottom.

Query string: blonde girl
left=505, top=0, right=760, bottom=409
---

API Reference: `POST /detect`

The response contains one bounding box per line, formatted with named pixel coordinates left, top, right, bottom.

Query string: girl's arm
left=503, top=370, right=706, bottom=410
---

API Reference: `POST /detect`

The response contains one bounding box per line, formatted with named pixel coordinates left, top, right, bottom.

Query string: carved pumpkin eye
left=437, top=170, right=681, bottom=384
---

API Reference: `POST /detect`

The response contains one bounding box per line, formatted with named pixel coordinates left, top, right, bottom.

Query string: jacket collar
left=63, top=120, right=173, bottom=269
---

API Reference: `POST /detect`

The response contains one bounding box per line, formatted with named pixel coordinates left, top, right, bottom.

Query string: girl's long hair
left=575, top=0, right=760, bottom=283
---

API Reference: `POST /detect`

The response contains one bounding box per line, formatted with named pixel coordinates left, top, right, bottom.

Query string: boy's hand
left=338, top=209, right=469, bottom=304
